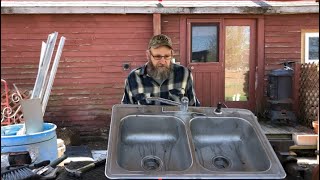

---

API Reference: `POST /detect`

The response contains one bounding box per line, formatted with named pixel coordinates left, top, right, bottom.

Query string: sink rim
left=106, top=104, right=286, bottom=179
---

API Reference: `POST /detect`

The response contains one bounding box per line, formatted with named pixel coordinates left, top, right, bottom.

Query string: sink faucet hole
left=212, top=156, right=231, bottom=169
left=141, top=156, right=163, bottom=171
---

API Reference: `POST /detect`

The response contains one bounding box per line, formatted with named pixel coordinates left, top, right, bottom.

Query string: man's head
left=146, top=34, right=173, bottom=80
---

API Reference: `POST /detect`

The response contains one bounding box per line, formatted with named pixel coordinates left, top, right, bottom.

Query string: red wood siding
left=264, top=14, right=319, bottom=89
left=264, top=14, right=319, bottom=116
left=1, top=14, right=153, bottom=137
left=161, top=15, right=181, bottom=62
left=1, top=13, right=319, bottom=137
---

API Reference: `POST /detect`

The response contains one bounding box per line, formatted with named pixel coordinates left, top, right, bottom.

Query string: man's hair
left=148, top=34, right=173, bottom=49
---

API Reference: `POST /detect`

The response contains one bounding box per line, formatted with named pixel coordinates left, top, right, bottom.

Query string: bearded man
left=121, top=34, right=200, bottom=106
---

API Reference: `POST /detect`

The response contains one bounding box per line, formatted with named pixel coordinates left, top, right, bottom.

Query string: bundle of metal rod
left=19, top=32, right=65, bottom=135
left=31, top=32, right=66, bottom=115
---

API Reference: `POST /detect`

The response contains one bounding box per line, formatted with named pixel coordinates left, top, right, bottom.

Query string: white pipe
left=31, top=32, right=58, bottom=99
left=38, top=32, right=58, bottom=101
left=42, top=36, right=66, bottom=115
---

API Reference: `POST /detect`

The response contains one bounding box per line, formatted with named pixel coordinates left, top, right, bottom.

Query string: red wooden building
left=1, top=0, right=319, bottom=137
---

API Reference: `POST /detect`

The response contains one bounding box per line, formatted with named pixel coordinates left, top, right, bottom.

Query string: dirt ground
left=56, top=126, right=108, bottom=150
left=83, top=140, right=108, bottom=150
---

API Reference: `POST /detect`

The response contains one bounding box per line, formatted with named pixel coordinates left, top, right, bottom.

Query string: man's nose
left=158, top=58, right=167, bottom=64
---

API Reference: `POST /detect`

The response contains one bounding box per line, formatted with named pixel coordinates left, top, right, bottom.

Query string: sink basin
left=117, top=115, right=192, bottom=171
left=105, top=105, right=286, bottom=179
left=190, top=117, right=270, bottom=172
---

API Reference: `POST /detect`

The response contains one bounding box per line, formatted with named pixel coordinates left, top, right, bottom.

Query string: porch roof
left=1, top=1, right=319, bottom=14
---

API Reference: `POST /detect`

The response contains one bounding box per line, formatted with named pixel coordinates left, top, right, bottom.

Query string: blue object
left=1, top=123, right=58, bottom=165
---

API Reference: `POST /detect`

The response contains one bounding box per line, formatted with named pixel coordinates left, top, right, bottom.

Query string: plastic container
left=1, top=123, right=58, bottom=167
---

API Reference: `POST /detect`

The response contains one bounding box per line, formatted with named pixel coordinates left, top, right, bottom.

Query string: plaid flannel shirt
left=122, top=63, right=200, bottom=106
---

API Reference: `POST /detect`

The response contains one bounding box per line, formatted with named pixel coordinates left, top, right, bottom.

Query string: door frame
left=179, top=15, right=265, bottom=113
left=223, top=19, right=256, bottom=110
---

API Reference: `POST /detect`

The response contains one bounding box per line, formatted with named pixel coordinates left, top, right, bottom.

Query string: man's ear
left=145, top=50, right=150, bottom=59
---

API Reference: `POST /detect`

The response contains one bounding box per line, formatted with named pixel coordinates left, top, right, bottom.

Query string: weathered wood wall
left=1, top=13, right=319, bottom=137
left=264, top=14, right=319, bottom=89
left=1, top=14, right=153, bottom=137
left=162, top=15, right=180, bottom=62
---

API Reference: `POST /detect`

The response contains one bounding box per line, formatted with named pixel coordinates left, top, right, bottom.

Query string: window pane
left=225, top=26, right=250, bottom=102
left=191, top=24, right=218, bottom=63
left=309, top=37, right=319, bottom=60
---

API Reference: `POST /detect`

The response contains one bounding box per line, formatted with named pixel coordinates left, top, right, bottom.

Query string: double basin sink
left=105, top=104, right=286, bottom=179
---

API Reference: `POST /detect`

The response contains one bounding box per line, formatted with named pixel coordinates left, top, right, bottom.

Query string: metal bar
left=38, top=32, right=58, bottom=101
left=13, top=83, right=23, bottom=100
left=31, top=32, right=58, bottom=99
left=146, top=97, right=181, bottom=106
left=42, top=36, right=65, bottom=114
left=38, top=41, right=47, bottom=75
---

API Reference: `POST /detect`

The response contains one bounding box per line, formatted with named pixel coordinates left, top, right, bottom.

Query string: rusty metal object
left=1, top=79, right=10, bottom=125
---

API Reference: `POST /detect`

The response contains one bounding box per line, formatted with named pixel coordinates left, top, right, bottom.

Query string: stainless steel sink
left=105, top=105, right=286, bottom=179
left=117, top=115, right=192, bottom=171
left=190, top=117, right=270, bottom=172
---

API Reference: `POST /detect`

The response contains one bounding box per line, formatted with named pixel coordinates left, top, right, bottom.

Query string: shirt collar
left=138, top=63, right=148, bottom=76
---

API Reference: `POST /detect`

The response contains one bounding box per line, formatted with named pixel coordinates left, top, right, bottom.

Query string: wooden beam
left=293, top=62, right=301, bottom=117
left=153, top=13, right=161, bottom=35
left=290, top=145, right=317, bottom=150
left=179, top=15, right=187, bottom=66
left=1, top=1, right=318, bottom=14
left=256, top=17, right=265, bottom=114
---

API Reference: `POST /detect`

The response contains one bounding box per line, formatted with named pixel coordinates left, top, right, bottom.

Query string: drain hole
left=141, top=156, right=162, bottom=171
left=212, top=156, right=231, bottom=169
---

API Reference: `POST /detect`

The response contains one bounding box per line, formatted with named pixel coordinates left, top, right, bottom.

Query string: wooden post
left=153, top=13, right=161, bottom=35
left=256, top=17, right=265, bottom=115
left=293, top=62, right=301, bottom=118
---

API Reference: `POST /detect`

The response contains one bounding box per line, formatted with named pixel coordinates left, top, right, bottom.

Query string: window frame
left=186, top=19, right=223, bottom=65
left=303, top=31, right=319, bottom=64
left=190, top=23, right=220, bottom=63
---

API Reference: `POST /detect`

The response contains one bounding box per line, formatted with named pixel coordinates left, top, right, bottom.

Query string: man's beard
left=147, top=61, right=172, bottom=80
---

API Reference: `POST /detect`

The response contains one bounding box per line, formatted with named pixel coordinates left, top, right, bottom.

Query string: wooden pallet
left=259, top=121, right=315, bottom=140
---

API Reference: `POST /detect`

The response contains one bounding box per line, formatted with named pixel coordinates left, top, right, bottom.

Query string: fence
left=298, top=62, right=319, bottom=127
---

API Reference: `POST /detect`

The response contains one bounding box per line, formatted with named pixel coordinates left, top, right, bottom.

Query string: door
left=186, top=19, right=224, bottom=107
left=185, top=18, right=256, bottom=111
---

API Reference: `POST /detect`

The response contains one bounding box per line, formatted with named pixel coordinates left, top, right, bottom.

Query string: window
left=304, top=32, right=319, bottom=63
left=224, top=26, right=250, bottom=101
left=191, top=23, right=219, bottom=62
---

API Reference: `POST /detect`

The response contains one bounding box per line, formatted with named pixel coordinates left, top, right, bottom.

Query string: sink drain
left=212, top=156, right=231, bottom=169
left=141, top=156, right=163, bottom=171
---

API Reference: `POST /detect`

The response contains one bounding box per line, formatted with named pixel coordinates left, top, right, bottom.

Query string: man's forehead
left=150, top=47, right=172, bottom=54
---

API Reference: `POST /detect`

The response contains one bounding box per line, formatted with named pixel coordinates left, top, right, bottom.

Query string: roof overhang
left=1, top=1, right=319, bottom=15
